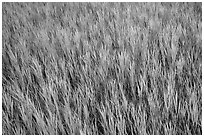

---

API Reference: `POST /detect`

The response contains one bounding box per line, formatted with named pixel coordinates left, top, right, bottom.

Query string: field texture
left=2, top=2, right=202, bottom=135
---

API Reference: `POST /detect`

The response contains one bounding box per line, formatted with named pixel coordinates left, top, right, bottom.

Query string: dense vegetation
left=2, top=2, right=202, bottom=135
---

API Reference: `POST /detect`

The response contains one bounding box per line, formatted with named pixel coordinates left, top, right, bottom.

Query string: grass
left=2, top=2, right=202, bottom=135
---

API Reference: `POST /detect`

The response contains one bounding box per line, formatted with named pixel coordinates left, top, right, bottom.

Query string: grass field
left=2, top=2, right=202, bottom=135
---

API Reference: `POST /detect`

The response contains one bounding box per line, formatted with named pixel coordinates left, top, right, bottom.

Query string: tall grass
left=2, top=2, right=202, bottom=135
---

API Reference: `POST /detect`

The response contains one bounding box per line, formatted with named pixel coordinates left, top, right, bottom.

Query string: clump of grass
left=2, top=2, right=202, bottom=135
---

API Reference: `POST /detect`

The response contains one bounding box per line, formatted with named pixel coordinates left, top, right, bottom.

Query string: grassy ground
left=2, top=2, right=202, bottom=135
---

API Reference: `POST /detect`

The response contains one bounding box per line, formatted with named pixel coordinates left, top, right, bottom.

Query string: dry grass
left=2, top=2, right=202, bottom=135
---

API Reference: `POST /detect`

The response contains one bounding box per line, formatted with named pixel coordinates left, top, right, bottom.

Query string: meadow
left=2, top=2, right=202, bottom=135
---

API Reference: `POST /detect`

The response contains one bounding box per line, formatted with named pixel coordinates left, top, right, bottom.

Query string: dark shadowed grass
left=2, top=2, right=202, bottom=135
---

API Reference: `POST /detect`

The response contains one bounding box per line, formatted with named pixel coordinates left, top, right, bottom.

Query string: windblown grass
left=2, top=2, right=202, bottom=135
